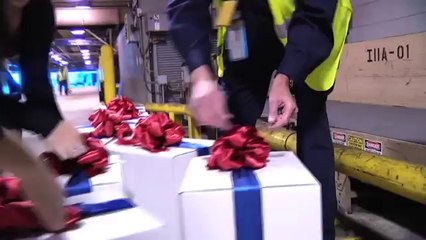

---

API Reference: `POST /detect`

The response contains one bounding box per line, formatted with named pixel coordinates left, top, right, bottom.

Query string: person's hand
left=45, top=121, right=87, bottom=160
left=268, top=74, right=297, bottom=129
left=188, top=66, right=233, bottom=130
left=0, top=134, right=65, bottom=231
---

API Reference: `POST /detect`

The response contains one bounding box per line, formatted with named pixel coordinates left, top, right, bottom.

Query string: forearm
left=277, top=0, right=336, bottom=84
left=168, top=0, right=213, bottom=73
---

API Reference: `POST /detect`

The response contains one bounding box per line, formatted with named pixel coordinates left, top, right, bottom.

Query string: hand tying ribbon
left=106, top=97, right=139, bottom=120
left=0, top=177, right=81, bottom=232
left=117, top=113, right=185, bottom=152
left=41, top=136, right=109, bottom=178
left=208, top=126, right=270, bottom=171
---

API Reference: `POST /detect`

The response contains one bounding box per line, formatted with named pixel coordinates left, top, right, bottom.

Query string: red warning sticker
left=332, top=131, right=347, bottom=146
left=364, top=139, right=383, bottom=155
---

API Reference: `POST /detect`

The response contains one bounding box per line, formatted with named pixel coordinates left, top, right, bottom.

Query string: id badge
left=226, top=20, right=249, bottom=61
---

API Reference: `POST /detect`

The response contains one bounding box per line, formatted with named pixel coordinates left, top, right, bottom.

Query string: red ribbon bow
left=0, top=177, right=81, bottom=232
left=42, top=136, right=109, bottom=178
left=88, top=109, right=126, bottom=138
left=117, top=113, right=185, bottom=152
left=207, top=126, right=270, bottom=171
left=106, top=97, right=139, bottom=120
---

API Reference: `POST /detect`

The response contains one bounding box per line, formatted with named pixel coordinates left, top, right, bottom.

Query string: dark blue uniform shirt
left=168, top=0, right=337, bottom=84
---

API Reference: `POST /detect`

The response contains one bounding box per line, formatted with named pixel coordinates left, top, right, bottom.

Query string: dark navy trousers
left=221, top=57, right=336, bottom=240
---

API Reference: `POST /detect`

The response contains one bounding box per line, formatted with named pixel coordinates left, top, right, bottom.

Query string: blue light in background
left=50, top=71, right=98, bottom=88
left=10, top=72, right=21, bottom=84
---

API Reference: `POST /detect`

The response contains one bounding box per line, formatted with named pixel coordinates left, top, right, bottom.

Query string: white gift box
left=105, top=138, right=214, bottom=240
left=21, top=207, right=165, bottom=240
left=179, top=151, right=322, bottom=240
left=63, top=155, right=128, bottom=205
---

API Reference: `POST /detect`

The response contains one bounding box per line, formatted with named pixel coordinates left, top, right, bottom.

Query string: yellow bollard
left=100, top=45, right=116, bottom=104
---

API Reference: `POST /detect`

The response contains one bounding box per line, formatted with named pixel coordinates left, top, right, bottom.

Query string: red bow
left=116, top=113, right=185, bottom=152
left=88, top=109, right=125, bottom=138
left=106, top=97, right=139, bottom=120
left=207, top=126, right=270, bottom=171
left=42, top=136, right=109, bottom=178
left=0, top=177, right=81, bottom=232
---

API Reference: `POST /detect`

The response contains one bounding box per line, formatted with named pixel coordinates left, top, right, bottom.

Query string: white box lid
left=106, top=138, right=213, bottom=158
left=180, top=151, right=319, bottom=193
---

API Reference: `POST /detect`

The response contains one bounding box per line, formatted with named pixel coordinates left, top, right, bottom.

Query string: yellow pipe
left=101, top=45, right=116, bottom=104
left=144, top=103, right=191, bottom=116
left=256, top=121, right=426, bottom=204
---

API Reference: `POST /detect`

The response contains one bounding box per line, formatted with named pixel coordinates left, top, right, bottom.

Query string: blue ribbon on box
left=65, top=171, right=134, bottom=216
left=232, top=168, right=264, bottom=240
left=175, top=141, right=210, bottom=156
left=76, top=199, right=135, bottom=217
left=66, top=171, right=93, bottom=197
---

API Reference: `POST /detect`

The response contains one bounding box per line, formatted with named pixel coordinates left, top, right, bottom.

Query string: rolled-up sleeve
left=277, top=0, right=337, bottom=84
left=167, top=0, right=213, bottom=73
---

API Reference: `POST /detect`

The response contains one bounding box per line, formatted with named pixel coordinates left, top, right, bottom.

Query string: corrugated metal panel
left=154, top=36, right=218, bottom=103
left=155, top=39, right=183, bottom=103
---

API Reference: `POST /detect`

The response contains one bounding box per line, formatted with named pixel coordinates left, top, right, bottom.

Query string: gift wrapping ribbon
left=0, top=176, right=134, bottom=232
left=116, top=113, right=185, bottom=152
left=42, top=137, right=109, bottom=178
left=232, top=168, right=263, bottom=240
left=206, top=126, right=270, bottom=240
left=65, top=171, right=92, bottom=197
left=175, top=141, right=210, bottom=156
left=106, top=97, right=139, bottom=120
left=65, top=171, right=134, bottom=217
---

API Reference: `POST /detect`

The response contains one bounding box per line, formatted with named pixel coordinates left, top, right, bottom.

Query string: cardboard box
left=21, top=207, right=164, bottom=240
left=105, top=138, right=214, bottom=240
left=179, top=151, right=322, bottom=240
left=64, top=155, right=128, bottom=205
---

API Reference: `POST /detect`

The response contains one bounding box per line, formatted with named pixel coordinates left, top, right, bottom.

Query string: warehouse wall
left=348, top=0, right=426, bottom=42
left=139, top=0, right=167, bottom=14
left=330, top=0, right=426, bottom=109
left=117, top=28, right=149, bottom=103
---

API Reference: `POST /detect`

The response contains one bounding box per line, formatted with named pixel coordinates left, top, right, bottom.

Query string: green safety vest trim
left=215, top=0, right=353, bottom=91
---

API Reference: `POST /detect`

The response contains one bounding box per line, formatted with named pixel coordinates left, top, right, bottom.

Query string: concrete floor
left=55, top=87, right=100, bottom=126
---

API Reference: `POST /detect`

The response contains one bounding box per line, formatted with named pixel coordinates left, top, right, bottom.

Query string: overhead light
left=68, top=39, right=91, bottom=46
left=82, top=55, right=90, bottom=60
left=52, top=55, right=61, bottom=61
left=82, top=52, right=90, bottom=57
left=80, top=49, right=90, bottom=54
left=84, top=60, right=92, bottom=65
left=71, top=29, right=85, bottom=35
left=75, top=5, right=90, bottom=9
left=60, top=61, right=68, bottom=66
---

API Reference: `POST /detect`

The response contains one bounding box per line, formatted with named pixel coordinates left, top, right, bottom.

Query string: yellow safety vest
left=59, top=67, right=68, bottom=81
left=215, top=0, right=352, bottom=91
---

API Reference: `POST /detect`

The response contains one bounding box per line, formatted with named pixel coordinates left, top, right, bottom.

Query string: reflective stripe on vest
left=216, top=0, right=353, bottom=91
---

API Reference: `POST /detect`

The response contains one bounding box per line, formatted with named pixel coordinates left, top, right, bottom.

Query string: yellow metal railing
left=144, top=103, right=201, bottom=139
left=256, top=120, right=426, bottom=204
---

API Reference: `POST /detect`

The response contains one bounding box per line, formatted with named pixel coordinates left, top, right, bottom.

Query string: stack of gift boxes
left=20, top=97, right=322, bottom=240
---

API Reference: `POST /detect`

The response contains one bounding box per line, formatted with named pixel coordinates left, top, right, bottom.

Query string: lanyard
left=215, top=0, right=239, bottom=27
